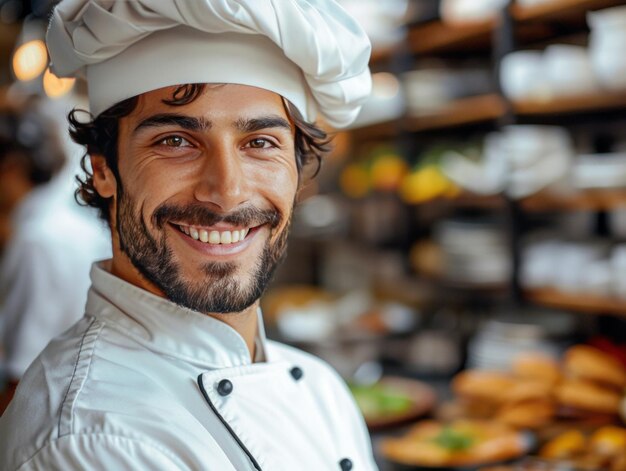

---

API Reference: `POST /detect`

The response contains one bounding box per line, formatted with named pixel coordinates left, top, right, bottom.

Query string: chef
left=0, top=1, right=376, bottom=470
left=0, top=101, right=111, bottom=414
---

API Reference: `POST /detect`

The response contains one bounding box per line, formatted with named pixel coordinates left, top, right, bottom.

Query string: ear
left=90, top=154, right=117, bottom=198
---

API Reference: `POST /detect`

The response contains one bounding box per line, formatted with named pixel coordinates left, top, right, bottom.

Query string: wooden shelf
left=405, top=0, right=614, bottom=56
left=348, top=120, right=401, bottom=141
left=397, top=1, right=625, bottom=59
left=415, top=190, right=626, bottom=212
left=526, top=287, right=626, bottom=316
left=512, top=0, right=626, bottom=22
left=349, top=94, right=504, bottom=137
left=397, top=0, right=626, bottom=62
left=406, top=94, right=506, bottom=132
left=408, top=18, right=496, bottom=55
left=418, top=273, right=509, bottom=293
left=514, top=90, right=626, bottom=116
left=416, top=193, right=506, bottom=210
left=348, top=90, right=626, bottom=137
left=444, top=192, right=506, bottom=209
left=521, top=190, right=626, bottom=211
left=411, top=190, right=626, bottom=212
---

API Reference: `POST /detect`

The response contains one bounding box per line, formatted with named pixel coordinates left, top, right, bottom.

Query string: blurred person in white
left=0, top=1, right=377, bottom=470
left=0, top=99, right=110, bottom=412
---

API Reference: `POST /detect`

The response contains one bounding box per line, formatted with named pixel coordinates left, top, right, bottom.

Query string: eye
left=159, top=135, right=192, bottom=147
left=247, top=138, right=275, bottom=149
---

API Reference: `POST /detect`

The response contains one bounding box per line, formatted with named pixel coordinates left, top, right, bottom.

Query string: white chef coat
left=0, top=262, right=378, bottom=471
left=0, top=183, right=110, bottom=379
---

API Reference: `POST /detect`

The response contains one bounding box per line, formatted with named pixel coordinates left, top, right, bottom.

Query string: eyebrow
left=234, top=116, right=292, bottom=133
left=133, top=114, right=211, bottom=134
left=133, top=113, right=292, bottom=135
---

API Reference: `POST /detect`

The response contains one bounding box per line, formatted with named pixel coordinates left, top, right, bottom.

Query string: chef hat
left=45, top=0, right=372, bottom=128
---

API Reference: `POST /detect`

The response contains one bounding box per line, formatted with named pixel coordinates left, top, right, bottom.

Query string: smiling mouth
left=175, top=223, right=253, bottom=245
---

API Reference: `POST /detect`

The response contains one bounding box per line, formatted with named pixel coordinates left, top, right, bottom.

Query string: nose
left=192, top=144, right=248, bottom=212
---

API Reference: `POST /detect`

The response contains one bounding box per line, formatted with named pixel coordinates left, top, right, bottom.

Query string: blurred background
left=4, top=1, right=626, bottom=470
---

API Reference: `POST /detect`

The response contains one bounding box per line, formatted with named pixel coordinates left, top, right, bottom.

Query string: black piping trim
left=197, top=374, right=263, bottom=471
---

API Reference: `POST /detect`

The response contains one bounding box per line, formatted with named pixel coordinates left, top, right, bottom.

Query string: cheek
left=263, top=171, right=297, bottom=241
left=118, top=157, right=188, bottom=212
left=251, top=160, right=298, bottom=210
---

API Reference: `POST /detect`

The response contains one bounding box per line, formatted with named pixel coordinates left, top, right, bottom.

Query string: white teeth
left=209, top=231, right=220, bottom=244
left=180, top=225, right=251, bottom=245
left=220, top=231, right=232, bottom=244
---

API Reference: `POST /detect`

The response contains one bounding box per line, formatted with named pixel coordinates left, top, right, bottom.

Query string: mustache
left=152, top=203, right=281, bottom=230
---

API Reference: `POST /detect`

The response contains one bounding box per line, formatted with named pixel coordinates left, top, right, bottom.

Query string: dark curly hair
left=69, top=84, right=331, bottom=223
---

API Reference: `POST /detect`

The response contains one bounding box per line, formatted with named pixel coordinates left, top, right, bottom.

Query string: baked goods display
left=380, top=419, right=530, bottom=468
left=376, top=344, right=626, bottom=470
left=446, top=345, right=626, bottom=428
left=538, top=425, right=626, bottom=471
left=563, top=346, right=626, bottom=390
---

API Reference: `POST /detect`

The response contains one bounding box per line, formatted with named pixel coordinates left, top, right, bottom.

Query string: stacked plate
left=467, top=310, right=576, bottom=370
left=435, top=219, right=511, bottom=285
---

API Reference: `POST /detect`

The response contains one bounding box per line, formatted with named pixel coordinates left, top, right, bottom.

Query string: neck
left=109, top=253, right=261, bottom=362
left=211, top=306, right=259, bottom=361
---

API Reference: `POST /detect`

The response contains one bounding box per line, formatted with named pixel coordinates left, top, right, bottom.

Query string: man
left=0, top=1, right=376, bottom=470
left=0, top=101, right=110, bottom=412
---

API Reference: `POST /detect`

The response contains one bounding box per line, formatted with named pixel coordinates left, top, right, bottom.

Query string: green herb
left=433, top=427, right=475, bottom=451
left=349, top=384, right=412, bottom=418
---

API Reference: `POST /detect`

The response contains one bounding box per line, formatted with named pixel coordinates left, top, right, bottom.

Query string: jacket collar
left=86, top=261, right=267, bottom=369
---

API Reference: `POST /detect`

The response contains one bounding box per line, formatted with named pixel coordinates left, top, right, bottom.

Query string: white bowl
left=500, top=50, right=546, bottom=100
left=402, top=69, right=454, bottom=115
left=590, top=48, right=626, bottom=90
left=507, top=150, right=571, bottom=198
left=588, top=5, right=626, bottom=30
left=440, top=0, right=508, bottom=23
left=544, top=45, right=599, bottom=96
left=502, top=125, right=572, bottom=167
left=573, top=153, right=626, bottom=189
left=589, top=30, right=626, bottom=51
left=554, top=243, right=607, bottom=293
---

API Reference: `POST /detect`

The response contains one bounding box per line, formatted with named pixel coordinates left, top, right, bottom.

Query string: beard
left=115, top=190, right=290, bottom=314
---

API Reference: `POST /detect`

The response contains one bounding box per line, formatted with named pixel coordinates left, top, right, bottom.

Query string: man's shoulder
left=3, top=314, right=192, bottom=427
left=0, top=316, right=209, bottom=470
left=0, top=316, right=98, bottom=468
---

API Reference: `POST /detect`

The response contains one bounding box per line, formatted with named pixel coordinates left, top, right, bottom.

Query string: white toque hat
left=45, top=0, right=372, bottom=128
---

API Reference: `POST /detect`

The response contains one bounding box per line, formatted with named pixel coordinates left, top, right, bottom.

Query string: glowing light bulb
left=12, top=39, right=48, bottom=81
left=43, top=67, right=75, bottom=98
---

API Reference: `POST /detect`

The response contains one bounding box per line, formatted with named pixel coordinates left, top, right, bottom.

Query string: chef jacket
left=0, top=181, right=110, bottom=379
left=0, top=262, right=378, bottom=471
